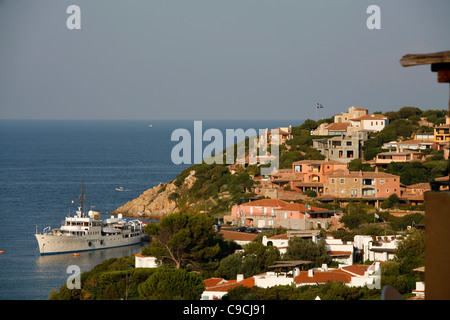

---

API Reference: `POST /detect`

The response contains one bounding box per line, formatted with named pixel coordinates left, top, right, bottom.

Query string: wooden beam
left=400, top=51, right=450, bottom=67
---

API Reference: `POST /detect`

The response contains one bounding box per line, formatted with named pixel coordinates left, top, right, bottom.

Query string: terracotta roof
left=268, top=233, right=289, bottom=240
left=218, top=230, right=257, bottom=242
left=340, top=264, right=369, bottom=276
left=326, top=123, right=350, bottom=131
left=292, top=160, right=347, bottom=166
left=294, top=270, right=352, bottom=285
left=405, top=182, right=431, bottom=190
left=327, top=251, right=352, bottom=257
left=204, top=277, right=255, bottom=292
left=351, top=114, right=388, bottom=121
left=239, top=199, right=289, bottom=207
left=274, top=202, right=326, bottom=212
left=204, top=277, right=228, bottom=288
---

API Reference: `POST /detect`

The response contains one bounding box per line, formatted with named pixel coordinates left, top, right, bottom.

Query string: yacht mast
left=72, top=179, right=90, bottom=217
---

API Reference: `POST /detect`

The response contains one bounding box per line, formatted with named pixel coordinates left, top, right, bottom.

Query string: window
left=340, top=178, right=345, bottom=183
left=294, top=165, right=302, bottom=172
left=362, top=188, right=375, bottom=196
left=380, top=179, right=384, bottom=184
left=346, top=141, right=352, bottom=146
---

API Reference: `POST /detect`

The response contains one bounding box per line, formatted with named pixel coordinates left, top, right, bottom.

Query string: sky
left=0, top=0, right=449, bottom=121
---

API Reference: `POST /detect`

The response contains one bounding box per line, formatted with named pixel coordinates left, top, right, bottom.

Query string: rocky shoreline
left=112, top=170, right=197, bottom=220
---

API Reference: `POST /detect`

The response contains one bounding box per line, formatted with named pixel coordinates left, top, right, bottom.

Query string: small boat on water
left=116, top=187, right=131, bottom=191
left=35, top=181, right=146, bottom=255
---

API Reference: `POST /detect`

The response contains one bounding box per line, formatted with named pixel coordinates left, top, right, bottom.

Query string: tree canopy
left=142, top=212, right=220, bottom=269
left=138, top=267, right=204, bottom=300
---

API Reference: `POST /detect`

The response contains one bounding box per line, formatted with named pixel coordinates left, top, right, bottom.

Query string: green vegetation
left=138, top=267, right=204, bottom=300
left=49, top=256, right=156, bottom=300
left=142, top=212, right=221, bottom=269
left=215, top=241, right=280, bottom=279
left=283, top=237, right=331, bottom=267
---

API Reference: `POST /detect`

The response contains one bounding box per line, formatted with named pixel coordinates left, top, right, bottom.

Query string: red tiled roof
left=294, top=270, right=352, bottom=285
left=268, top=233, right=289, bottom=240
left=326, top=123, right=350, bottom=131
left=340, top=264, right=369, bottom=276
left=218, top=230, right=257, bottom=242
left=240, top=199, right=289, bottom=207
left=204, top=277, right=228, bottom=288
left=327, top=251, right=352, bottom=257
left=351, top=114, right=388, bottom=121
left=274, top=203, right=326, bottom=212
left=204, top=277, right=255, bottom=292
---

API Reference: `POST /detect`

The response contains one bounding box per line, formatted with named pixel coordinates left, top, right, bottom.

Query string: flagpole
left=316, top=103, right=318, bottom=122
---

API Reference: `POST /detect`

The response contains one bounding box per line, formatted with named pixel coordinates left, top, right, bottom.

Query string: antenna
left=72, top=178, right=91, bottom=217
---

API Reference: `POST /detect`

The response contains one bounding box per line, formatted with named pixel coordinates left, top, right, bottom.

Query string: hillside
left=114, top=106, right=448, bottom=218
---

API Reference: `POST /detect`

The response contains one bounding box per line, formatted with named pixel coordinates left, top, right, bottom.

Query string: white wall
left=135, top=255, right=159, bottom=268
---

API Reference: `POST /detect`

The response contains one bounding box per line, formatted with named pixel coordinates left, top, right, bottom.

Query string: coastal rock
left=113, top=170, right=196, bottom=220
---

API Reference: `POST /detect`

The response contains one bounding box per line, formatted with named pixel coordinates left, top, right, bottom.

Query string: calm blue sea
left=0, top=118, right=295, bottom=300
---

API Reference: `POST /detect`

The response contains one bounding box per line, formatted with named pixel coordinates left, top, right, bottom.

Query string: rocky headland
left=112, top=170, right=197, bottom=220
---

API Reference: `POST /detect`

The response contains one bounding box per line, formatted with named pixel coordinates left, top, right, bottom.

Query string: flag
left=316, top=103, right=323, bottom=109
left=305, top=203, right=311, bottom=210
left=374, top=213, right=379, bottom=219
left=71, top=200, right=75, bottom=204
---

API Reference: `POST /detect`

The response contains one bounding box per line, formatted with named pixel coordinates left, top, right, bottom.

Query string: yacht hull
left=35, top=232, right=145, bottom=255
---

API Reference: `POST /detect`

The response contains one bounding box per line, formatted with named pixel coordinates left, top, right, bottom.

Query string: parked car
left=246, top=228, right=258, bottom=234
left=235, top=226, right=247, bottom=232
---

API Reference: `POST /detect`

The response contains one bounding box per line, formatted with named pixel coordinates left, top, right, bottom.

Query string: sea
left=0, top=118, right=296, bottom=300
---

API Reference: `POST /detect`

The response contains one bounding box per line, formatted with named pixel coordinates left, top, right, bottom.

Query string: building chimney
left=236, top=274, right=244, bottom=282
left=308, top=269, right=314, bottom=277
left=321, top=264, right=328, bottom=272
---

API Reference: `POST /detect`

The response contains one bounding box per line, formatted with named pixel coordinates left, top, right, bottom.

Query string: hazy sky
left=1, top=0, right=449, bottom=121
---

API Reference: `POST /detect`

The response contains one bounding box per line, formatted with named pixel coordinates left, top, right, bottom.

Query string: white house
left=324, top=237, right=354, bottom=265
left=350, top=114, right=389, bottom=132
left=354, top=235, right=398, bottom=262
left=135, top=253, right=159, bottom=268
